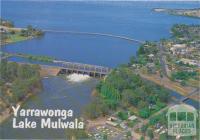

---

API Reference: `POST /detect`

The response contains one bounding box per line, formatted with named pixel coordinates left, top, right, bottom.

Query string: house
left=147, top=54, right=155, bottom=61
left=146, top=63, right=156, bottom=74
left=107, top=117, right=118, bottom=121
left=0, top=27, right=8, bottom=33
left=179, top=58, right=199, bottom=67
left=128, top=115, right=137, bottom=121
left=148, top=54, right=154, bottom=58
left=106, top=121, right=118, bottom=127
left=170, top=44, right=187, bottom=55
left=120, top=122, right=127, bottom=129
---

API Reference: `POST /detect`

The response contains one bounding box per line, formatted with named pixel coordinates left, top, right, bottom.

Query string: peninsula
left=153, top=8, right=200, bottom=18
left=0, top=18, right=44, bottom=45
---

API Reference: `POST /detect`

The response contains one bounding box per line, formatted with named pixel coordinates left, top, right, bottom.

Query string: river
left=1, top=1, right=199, bottom=139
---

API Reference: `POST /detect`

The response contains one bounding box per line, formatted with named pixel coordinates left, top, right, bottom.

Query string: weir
left=53, top=60, right=111, bottom=78
left=4, top=52, right=112, bottom=78
left=15, top=60, right=111, bottom=78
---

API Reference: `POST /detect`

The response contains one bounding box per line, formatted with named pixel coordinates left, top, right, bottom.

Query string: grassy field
left=5, top=33, right=30, bottom=43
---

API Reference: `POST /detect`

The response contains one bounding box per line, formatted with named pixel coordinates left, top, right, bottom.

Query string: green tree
left=118, top=111, right=128, bottom=120
left=103, top=134, right=108, bottom=140
left=159, top=133, right=168, bottom=140
left=0, top=60, right=8, bottom=81
left=84, top=101, right=102, bottom=119
left=6, top=62, right=18, bottom=81
left=140, top=136, right=145, bottom=140
left=147, top=129, right=154, bottom=140
left=139, top=108, right=150, bottom=118
left=129, top=56, right=137, bottom=65
left=141, top=125, right=148, bottom=134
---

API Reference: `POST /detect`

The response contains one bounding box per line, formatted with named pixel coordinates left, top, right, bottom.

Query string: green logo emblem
left=167, top=104, right=197, bottom=137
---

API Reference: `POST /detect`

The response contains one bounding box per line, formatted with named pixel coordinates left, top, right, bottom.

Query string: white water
left=66, top=73, right=91, bottom=82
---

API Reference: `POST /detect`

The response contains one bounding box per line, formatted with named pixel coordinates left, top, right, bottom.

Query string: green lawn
left=6, top=33, right=29, bottom=43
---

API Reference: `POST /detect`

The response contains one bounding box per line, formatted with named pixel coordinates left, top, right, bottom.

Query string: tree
left=6, top=62, right=18, bottom=81
left=181, top=80, right=186, bottom=86
left=12, top=79, right=29, bottom=101
left=138, top=100, right=147, bottom=109
left=118, top=111, right=128, bottom=120
left=103, top=134, right=108, bottom=140
left=141, top=125, right=148, bottom=134
left=140, top=136, right=145, bottom=140
left=159, top=133, right=168, bottom=140
left=147, top=129, right=154, bottom=140
left=0, top=60, right=8, bottom=81
left=84, top=101, right=102, bottom=119
left=20, top=29, right=28, bottom=37
left=127, top=131, right=132, bottom=138
left=129, top=56, right=137, bottom=65
left=121, top=89, right=134, bottom=107
left=27, top=25, right=33, bottom=33
left=127, top=120, right=135, bottom=128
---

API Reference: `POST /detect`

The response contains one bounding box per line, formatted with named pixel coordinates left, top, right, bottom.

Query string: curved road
left=44, top=29, right=144, bottom=44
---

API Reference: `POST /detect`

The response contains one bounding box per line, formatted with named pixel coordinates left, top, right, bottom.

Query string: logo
left=166, top=104, right=197, bottom=137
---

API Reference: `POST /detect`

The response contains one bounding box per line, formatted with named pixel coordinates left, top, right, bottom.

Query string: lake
left=2, top=1, right=199, bottom=67
left=1, top=1, right=199, bottom=139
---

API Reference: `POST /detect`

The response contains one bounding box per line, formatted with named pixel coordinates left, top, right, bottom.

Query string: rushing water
left=0, top=77, right=98, bottom=139
left=1, top=1, right=200, bottom=139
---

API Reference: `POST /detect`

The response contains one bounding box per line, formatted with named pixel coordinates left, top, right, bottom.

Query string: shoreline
left=153, top=8, right=200, bottom=19
left=0, top=25, right=44, bottom=47
left=0, top=88, right=41, bottom=124
left=0, top=36, right=33, bottom=46
left=140, top=73, right=199, bottom=102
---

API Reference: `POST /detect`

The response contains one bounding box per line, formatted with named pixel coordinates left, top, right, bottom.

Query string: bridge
left=2, top=52, right=112, bottom=78
left=179, top=88, right=200, bottom=102
left=44, top=29, right=144, bottom=44
left=52, top=60, right=111, bottom=78
left=172, top=88, right=200, bottom=104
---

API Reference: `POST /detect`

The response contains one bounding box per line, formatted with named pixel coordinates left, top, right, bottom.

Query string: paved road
left=44, top=29, right=144, bottom=44
left=157, top=43, right=169, bottom=77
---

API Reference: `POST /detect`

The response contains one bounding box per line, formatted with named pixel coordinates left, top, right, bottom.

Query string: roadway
left=157, top=42, right=169, bottom=77
left=44, top=29, right=144, bottom=44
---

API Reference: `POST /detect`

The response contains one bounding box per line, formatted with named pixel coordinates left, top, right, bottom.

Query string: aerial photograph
left=0, top=0, right=199, bottom=140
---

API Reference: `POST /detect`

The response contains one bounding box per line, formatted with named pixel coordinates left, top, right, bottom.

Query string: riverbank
left=0, top=61, right=42, bottom=124
left=140, top=73, right=199, bottom=101
left=0, top=88, right=41, bottom=124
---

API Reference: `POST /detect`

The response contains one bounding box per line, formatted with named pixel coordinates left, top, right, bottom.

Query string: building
left=106, top=121, right=118, bottom=127
left=170, top=44, right=187, bottom=55
left=179, top=58, right=199, bottom=67
left=128, top=115, right=137, bottom=121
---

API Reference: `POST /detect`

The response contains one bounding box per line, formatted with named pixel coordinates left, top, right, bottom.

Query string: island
left=153, top=8, right=200, bottom=18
